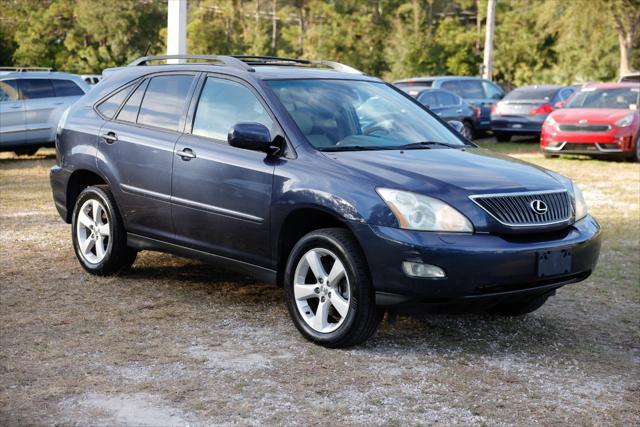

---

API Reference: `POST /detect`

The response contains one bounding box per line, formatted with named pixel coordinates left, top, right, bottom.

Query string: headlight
left=572, top=182, right=588, bottom=221
left=377, top=188, right=473, bottom=232
left=614, top=113, right=634, bottom=128
left=544, top=115, right=557, bottom=126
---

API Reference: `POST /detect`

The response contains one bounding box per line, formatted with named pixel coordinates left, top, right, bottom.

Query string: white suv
left=0, top=69, right=90, bottom=155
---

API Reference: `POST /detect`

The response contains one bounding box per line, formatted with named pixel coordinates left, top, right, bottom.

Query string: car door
left=436, top=90, right=464, bottom=121
left=20, top=78, right=61, bottom=144
left=97, top=73, right=198, bottom=241
left=171, top=74, right=276, bottom=267
left=0, top=79, right=25, bottom=147
left=417, top=91, right=444, bottom=117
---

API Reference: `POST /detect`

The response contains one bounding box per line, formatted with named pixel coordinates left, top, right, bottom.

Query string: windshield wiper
left=396, top=141, right=461, bottom=150
left=319, top=145, right=381, bottom=152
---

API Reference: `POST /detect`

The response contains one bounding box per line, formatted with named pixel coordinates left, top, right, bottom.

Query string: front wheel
left=461, top=121, right=474, bottom=140
left=14, top=147, right=38, bottom=156
left=631, top=132, right=640, bottom=162
left=494, top=132, right=511, bottom=142
left=72, top=185, right=137, bottom=276
left=284, top=228, right=382, bottom=348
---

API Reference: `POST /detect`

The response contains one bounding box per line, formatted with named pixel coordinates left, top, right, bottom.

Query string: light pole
left=167, top=0, right=187, bottom=63
left=482, top=0, right=496, bottom=80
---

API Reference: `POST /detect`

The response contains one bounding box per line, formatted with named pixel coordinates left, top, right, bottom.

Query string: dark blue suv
left=51, top=55, right=601, bottom=347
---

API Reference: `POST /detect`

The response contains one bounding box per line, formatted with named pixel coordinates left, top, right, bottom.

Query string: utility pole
left=482, top=0, right=496, bottom=80
left=167, top=0, right=187, bottom=63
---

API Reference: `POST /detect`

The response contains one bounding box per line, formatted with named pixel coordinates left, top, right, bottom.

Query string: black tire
left=284, top=228, right=382, bottom=348
left=14, top=147, right=38, bottom=156
left=494, top=132, right=511, bottom=142
left=631, top=132, right=640, bottom=162
left=71, top=185, right=137, bottom=276
left=543, top=153, right=560, bottom=159
left=487, top=292, right=553, bottom=316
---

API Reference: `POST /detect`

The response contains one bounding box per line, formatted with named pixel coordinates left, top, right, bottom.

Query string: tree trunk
left=611, top=1, right=639, bottom=77
left=618, top=32, right=632, bottom=76
left=271, top=0, right=277, bottom=51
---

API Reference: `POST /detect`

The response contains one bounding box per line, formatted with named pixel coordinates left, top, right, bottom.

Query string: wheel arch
left=274, top=206, right=366, bottom=287
left=65, top=169, right=110, bottom=222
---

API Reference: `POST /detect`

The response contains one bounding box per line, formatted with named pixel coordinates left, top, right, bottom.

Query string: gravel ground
left=0, top=146, right=638, bottom=426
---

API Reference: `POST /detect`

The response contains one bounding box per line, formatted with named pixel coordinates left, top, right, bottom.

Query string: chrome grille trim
left=470, top=189, right=573, bottom=227
left=558, top=123, right=611, bottom=133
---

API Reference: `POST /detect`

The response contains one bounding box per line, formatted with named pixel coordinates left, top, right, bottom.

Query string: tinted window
left=137, top=75, right=194, bottom=131
left=52, top=79, right=84, bottom=97
left=193, top=77, right=273, bottom=141
left=116, top=80, right=148, bottom=123
left=458, top=80, right=485, bottom=99
left=96, top=84, right=134, bottom=119
left=20, top=79, right=55, bottom=99
left=417, top=91, right=439, bottom=107
left=566, top=87, right=640, bottom=110
left=0, top=79, right=19, bottom=102
left=559, top=87, right=574, bottom=100
left=482, top=80, right=504, bottom=100
left=437, top=91, right=459, bottom=106
left=505, top=87, right=559, bottom=101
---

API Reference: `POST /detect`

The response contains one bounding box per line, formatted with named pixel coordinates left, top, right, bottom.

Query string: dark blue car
left=398, top=87, right=480, bottom=139
left=50, top=55, right=601, bottom=347
left=393, top=76, right=505, bottom=132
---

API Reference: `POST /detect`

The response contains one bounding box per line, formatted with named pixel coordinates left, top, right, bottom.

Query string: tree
left=610, top=0, right=640, bottom=75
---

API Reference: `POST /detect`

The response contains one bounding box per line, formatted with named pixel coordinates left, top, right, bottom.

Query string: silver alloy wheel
left=462, top=123, right=473, bottom=140
left=293, top=248, right=351, bottom=333
left=76, top=198, right=110, bottom=265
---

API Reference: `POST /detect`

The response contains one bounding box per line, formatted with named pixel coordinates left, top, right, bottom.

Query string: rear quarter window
left=96, top=84, right=135, bottom=119
left=52, top=79, right=85, bottom=97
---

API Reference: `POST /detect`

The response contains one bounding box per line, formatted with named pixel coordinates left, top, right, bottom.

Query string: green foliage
left=1, top=0, right=636, bottom=84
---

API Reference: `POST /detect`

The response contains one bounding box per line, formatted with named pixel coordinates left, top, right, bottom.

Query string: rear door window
left=192, top=77, right=273, bottom=141
left=440, top=80, right=461, bottom=95
left=19, top=79, right=55, bottom=99
left=0, top=80, right=19, bottom=102
left=417, top=91, right=439, bottom=107
left=116, top=80, right=148, bottom=123
left=481, top=80, right=504, bottom=100
left=96, top=84, right=135, bottom=119
left=437, top=91, right=459, bottom=106
left=52, top=79, right=85, bottom=97
left=137, top=75, right=195, bottom=131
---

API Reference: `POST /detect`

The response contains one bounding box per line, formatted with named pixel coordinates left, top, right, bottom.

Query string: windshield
left=266, top=79, right=466, bottom=151
left=565, top=87, right=639, bottom=109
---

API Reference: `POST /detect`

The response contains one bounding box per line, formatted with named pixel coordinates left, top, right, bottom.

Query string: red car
left=540, top=83, right=640, bottom=161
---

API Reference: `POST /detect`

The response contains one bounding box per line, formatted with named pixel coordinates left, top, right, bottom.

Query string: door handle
left=176, top=148, right=196, bottom=160
left=101, top=132, right=118, bottom=143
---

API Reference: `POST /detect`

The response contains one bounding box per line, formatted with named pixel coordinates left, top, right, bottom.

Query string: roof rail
left=231, top=55, right=364, bottom=75
left=0, top=67, right=52, bottom=72
left=127, top=55, right=254, bottom=72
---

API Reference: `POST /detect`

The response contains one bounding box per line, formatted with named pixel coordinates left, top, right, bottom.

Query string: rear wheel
left=494, top=132, right=511, bottom=142
left=72, top=185, right=137, bottom=276
left=632, top=132, right=640, bottom=162
left=284, top=228, right=382, bottom=348
left=487, top=292, right=552, bottom=316
left=461, top=121, right=474, bottom=140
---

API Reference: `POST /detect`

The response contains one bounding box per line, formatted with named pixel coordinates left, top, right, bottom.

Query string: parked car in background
left=80, top=74, right=102, bottom=85
left=491, top=85, right=576, bottom=141
left=51, top=54, right=600, bottom=347
left=402, top=88, right=480, bottom=139
left=618, top=72, right=639, bottom=83
left=0, top=69, right=90, bottom=155
left=541, top=83, right=640, bottom=161
left=394, top=76, right=504, bottom=133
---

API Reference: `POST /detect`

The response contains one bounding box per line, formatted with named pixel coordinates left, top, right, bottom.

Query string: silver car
left=0, top=69, right=90, bottom=155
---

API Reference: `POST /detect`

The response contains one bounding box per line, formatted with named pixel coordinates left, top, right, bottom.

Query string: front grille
left=471, top=190, right=572, bottom=227
left=558, top=123, right=610, bottom=133
left=562, top=143, right=598, bottom=152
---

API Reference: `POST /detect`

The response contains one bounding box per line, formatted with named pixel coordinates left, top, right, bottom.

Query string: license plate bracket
left=537, top=249, right=572, bottom=277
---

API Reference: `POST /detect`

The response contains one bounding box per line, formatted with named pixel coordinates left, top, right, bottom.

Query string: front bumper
left=352, top=216, right=601, bottom=305
left=540, top=125, right=636, bottom=155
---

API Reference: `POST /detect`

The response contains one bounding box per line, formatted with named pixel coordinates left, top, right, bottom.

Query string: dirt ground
left=1, top=143, right=639, bottom=426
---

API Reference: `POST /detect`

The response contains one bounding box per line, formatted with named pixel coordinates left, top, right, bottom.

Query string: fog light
left=402, top=261, right=446, bottom=278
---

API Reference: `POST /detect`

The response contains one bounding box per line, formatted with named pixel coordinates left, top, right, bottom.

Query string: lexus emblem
left=530, top=199, right=548, bottom=215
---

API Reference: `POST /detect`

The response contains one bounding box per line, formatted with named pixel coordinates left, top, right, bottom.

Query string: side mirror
left=448, top=120, right=464, bottom=134
left=554, top=101, right=565, bottom=109
left=228, top=123, right=279, bottom=155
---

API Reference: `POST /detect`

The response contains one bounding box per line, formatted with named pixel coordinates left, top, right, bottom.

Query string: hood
left=326, top=147, right=564, bottom=195
left=550, top=108, right=632, bottom=123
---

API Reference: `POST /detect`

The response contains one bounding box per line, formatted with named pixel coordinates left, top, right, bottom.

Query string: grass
left=0, top=145, right=638, bottom=425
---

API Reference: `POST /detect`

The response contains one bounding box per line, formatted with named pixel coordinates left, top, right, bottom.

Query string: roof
left=510, top=85, right=564, bottom=91
left=0, top=70, right=84, bottom=80
left=393, top=76, right=485, bottom=84
left=581, top=82, right=640, bottom=89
